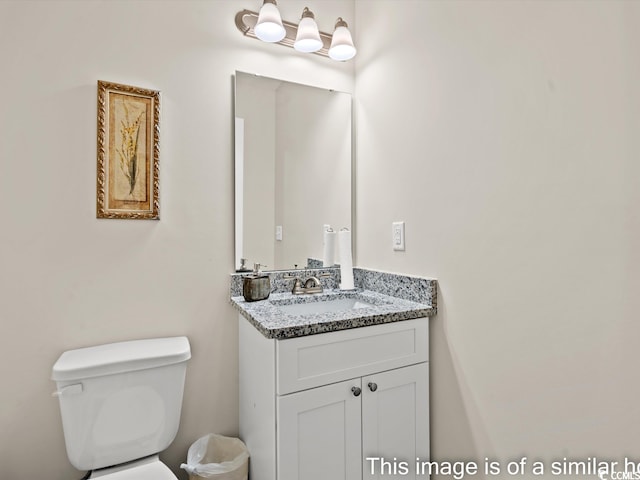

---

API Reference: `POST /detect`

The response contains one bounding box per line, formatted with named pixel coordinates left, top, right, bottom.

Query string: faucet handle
left=303, top=277, right=321, bottom=288
left=291, top=277, right=305, bottom=294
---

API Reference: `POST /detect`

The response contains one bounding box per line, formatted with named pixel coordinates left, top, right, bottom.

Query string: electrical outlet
left=392, top=221, right=405, bottom=251
left=276, top=225, right=283, bottom=241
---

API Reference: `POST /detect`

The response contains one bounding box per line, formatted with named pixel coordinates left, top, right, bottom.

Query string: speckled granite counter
left=230, top=268, right=437, bottom=339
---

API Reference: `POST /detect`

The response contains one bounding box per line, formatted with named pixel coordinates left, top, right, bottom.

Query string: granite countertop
left=231, top=288, right=435, bottom=339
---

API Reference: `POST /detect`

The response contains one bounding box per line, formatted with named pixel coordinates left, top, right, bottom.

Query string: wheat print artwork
left=115, top=100, right=145, bottom=200
left=97, top=80, right=160, bottom=219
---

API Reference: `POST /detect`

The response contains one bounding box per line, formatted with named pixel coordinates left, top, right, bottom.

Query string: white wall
left=0, top=1, right=353, bottom=478
left=355, top=1, right=640, bottom=477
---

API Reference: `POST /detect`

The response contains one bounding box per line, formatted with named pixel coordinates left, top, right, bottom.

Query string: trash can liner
left=180, top=434, right=249, bottom=478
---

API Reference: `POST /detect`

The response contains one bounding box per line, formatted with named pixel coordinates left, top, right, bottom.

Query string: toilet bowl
left=52, top=337, right=191, bottom=479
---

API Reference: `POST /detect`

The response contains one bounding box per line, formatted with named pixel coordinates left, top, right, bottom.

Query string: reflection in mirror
left=234, top=72, right=352, bottom=271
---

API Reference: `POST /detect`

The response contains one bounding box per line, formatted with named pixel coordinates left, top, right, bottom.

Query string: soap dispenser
left=236, top=257, right=252, bottom=273
left=243, top=263, right=271, bottom=302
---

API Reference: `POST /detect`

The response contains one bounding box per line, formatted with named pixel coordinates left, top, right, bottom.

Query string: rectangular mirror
left=234, top=71, right=353, bottom=271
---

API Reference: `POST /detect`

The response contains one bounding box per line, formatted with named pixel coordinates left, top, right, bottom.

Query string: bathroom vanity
left=233, top=72, right=436, bottom=479
left=231, top=268, right=437, bottom=480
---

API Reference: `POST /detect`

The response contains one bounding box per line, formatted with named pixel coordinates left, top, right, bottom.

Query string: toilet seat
left=89, top=455, right=177, bottom=479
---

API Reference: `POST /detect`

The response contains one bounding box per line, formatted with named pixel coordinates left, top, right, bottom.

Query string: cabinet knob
left=351, top=386, right=362, bottom=397
left=368, top=382, right=378, bottom=392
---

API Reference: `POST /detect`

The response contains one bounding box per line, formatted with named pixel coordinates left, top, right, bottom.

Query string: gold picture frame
left=97, top=80, right=160, bottom=219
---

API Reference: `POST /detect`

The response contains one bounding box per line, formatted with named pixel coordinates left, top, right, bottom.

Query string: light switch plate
left=392, top=221, right=405, bottom=251
left=276, top=225, right=283, bottom=241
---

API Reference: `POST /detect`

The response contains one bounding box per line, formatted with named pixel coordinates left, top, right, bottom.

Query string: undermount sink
left=273, top=297, right=375, bottom=315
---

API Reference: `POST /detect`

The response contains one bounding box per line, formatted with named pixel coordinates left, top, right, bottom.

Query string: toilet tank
left=52, top=337, right=191, bottom=471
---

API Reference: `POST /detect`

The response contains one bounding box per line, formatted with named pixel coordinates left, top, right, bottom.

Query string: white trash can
left=181, top=434, right=249, bottom=480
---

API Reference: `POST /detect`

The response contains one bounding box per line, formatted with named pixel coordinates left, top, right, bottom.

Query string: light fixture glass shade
left=294, top=8, right=323, bottom=53
left=329, top=18, right=356, bottom=61
left=254, top=0, right=286, bottom=43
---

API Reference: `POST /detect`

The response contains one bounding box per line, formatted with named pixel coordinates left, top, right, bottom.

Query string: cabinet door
left=277, top=378, right=363, bottom=480
left=362, top=363, right=430, bottom=480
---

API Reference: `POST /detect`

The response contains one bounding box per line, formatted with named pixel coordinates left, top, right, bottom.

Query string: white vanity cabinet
left=239, top=316, right=430, bottom=480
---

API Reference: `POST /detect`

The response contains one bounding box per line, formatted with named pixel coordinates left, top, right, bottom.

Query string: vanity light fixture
left=328, top=18, right=357, bottom=61
left=294, top=8, right=322, bottom=53
left=235, top=2, right=356, bottom=61
left=254, top=0, right=286, bottom=43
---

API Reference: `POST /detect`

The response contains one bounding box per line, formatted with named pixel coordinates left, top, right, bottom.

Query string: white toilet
left=52, top=336, right=191, bottom=479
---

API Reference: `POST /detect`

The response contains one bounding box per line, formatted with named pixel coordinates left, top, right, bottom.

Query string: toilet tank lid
left=52, top=336, right=191, bottom=381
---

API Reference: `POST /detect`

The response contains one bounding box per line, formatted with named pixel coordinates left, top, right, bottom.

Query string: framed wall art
left=96, top=80, right=160, bottom=219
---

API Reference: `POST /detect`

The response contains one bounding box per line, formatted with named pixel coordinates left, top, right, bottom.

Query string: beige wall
left=355, top=0, right=640, bottom=477
left=0, top=1, right=353, bottom=479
